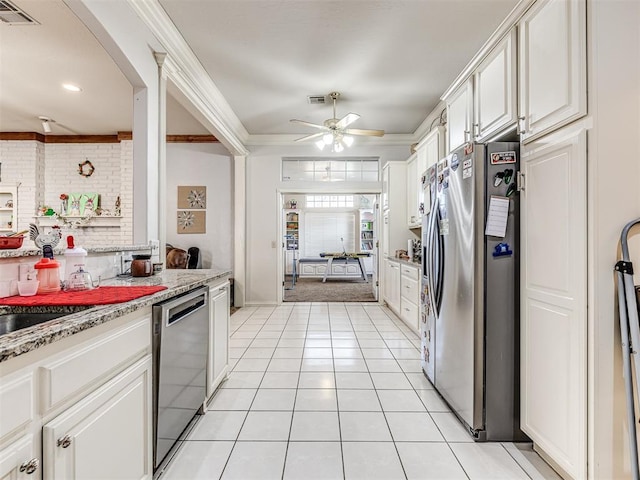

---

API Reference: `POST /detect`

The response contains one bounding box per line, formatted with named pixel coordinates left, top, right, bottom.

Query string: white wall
left=166, top=143, right=233, bottom=270
left=245, top=143, right=407, bottom=305
left=588, top=1, right=640, bottom=478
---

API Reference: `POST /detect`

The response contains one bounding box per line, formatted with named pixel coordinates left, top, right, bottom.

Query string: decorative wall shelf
left=33, top=216, right=122, bottom=228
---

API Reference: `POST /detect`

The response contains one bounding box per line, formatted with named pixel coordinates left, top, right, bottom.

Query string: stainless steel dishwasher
left=152, top=286, right=209, bottom=472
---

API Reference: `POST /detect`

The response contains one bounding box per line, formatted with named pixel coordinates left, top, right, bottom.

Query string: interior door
left=520, top=125, right=587, bottom=479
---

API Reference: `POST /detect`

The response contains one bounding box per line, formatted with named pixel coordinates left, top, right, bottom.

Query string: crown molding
left=441, top=0, right=535, bottom=101
left=127, top=0, right=249, bottom=156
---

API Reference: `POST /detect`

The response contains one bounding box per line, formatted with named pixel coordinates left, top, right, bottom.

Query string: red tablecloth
left=0, top=286, right=168, bottom=306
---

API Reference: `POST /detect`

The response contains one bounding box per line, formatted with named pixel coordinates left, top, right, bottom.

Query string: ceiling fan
left=290, top=92, right=384, bottom=152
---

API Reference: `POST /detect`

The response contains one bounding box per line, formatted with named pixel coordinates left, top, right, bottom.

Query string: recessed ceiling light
left=62, top=84, right=82, bottom=92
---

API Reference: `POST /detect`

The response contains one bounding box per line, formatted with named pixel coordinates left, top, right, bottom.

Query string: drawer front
left=41, top=316, right=150, bottom=412
left=332, top=264, right=346, bottom=275
left=0, top=372, right=34, bottom=441
left=401, top=275, right=419, bottom=303
left=400, top=298, right=419, bottom=331
left=400, top=264, right=420, bottom=281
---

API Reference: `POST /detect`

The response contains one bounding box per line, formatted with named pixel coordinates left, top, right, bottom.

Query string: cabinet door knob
left=19, top=458, right=39, bottom=474
left=57, top=435, right=72, bottom=448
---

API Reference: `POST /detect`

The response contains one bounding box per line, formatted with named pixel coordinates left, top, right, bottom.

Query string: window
left=305, top=195, right=354, bottom=208
left=282, top=157, right=379, bottom=182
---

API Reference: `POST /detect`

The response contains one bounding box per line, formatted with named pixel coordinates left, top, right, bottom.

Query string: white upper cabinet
left=420, top=126, right=444, bottom=169
left=446, top=79, right=473, bottom=153
left=406, top=154, right=419, bottom=227
left=474, top=29, right=517, bottom=142
left=412, top=126, right=444, bottom=226
left=518, top=0, right=587, bottom=143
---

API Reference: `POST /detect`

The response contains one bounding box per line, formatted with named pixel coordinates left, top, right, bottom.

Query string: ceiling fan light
left=343, top=135, right=354, bottom=147
left=323, top=133, right=334, bottom=145
left=315, top=140, right=326, bottom=151
left=333, top=142, right=344, bottom=153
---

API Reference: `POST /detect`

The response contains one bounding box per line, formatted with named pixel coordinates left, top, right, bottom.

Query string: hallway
left=160, top=303, right=559, bottom=479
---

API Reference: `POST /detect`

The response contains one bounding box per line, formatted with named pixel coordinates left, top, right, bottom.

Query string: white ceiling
left=0, top=0, right=519, bottom=139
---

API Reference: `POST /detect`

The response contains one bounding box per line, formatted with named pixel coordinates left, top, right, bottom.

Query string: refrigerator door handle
left=426, top=195, right=438, bottom=317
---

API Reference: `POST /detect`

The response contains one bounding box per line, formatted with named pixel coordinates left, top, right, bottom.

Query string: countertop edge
left=385, top=256, right=421, bottom=268
left=0, top=269, right=231, bottom=363
left=0, top=244, right=152, bottom=258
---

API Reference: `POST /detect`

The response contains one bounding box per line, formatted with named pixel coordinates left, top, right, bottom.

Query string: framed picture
left=177, top=186, right=206, bottom=209
left=177, top=210, right=206, bottom=234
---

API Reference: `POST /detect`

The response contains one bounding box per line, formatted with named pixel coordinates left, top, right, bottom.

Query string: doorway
left=282, top=193, right=379, bottom=302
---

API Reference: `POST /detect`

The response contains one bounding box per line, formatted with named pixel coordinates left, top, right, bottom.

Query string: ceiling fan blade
left=294, top=132, right=325, bottom=142
left=290, top=119, right=327, bottom=130
left=344, top=128, right=385, bottom=137
left=335, top=113, right=360, bottom=129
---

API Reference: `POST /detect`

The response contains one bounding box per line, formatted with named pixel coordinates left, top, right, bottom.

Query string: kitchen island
left=0, top=268, right=231, bottom=479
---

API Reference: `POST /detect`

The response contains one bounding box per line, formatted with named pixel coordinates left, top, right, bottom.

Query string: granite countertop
left=0, top=244, right=152, bottom=259
left=386, top=256, right=421, bottom=268
left=0, top=268, right=231, bottom=363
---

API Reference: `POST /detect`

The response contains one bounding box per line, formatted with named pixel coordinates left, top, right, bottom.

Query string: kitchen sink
left=0, top=312, right=71, bottom=336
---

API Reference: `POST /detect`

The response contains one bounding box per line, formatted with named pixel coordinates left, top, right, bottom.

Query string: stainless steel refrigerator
left=420, top=142, right=527, bottom=441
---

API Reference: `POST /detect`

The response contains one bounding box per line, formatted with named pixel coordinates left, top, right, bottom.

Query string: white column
left=155, top=52, right=167, bottom=263
left=233, top=155, right=246, bottom=307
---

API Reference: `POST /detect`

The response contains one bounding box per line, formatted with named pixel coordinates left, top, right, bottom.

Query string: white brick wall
left=0, top=141, right=43, bottom=245
left=0, top=140, right=133, bottom=247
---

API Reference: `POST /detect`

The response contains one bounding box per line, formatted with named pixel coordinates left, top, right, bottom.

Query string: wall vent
left=307, top=95, right=326, bottom=105
left=0, top=0, right=38, bottom=24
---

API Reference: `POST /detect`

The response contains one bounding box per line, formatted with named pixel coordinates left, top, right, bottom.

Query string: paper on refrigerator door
left=485, top=196, right=510, bottom=237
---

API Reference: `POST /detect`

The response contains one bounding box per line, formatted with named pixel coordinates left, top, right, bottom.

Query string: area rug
left=283, top=276, right=376, bottom=303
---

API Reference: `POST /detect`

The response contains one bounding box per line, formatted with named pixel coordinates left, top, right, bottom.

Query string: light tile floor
left=160, top=303, right=561, bottom=480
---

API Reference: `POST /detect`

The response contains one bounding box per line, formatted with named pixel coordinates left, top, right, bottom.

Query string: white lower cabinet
left=383, top=260, right=401, bottom=313
left=43, top=356, right=152, bottom=480
left=208, top=281, right=230, bottom=399
left=0, top=309, right=153, bottom=480
left=0, top=434, right=38, bottom=479
left=384, top=259, right=420, bottom=333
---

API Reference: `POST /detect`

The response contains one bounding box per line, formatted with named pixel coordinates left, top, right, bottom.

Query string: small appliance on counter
left=34, top=258, right=61, bottom=294
left=63, top=235, right=87, bottom=284
left=131, top=254, right=152, bottom=277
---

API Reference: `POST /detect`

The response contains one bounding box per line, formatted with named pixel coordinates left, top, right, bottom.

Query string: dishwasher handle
left=160, top=288, right=209, bottom=327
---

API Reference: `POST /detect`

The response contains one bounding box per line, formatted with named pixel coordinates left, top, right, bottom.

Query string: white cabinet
left=474, top=29, right=517, bottom=142
left=43, top=356, right=152, bottom=480
left=520, top=124, right=587, bottom=479
left=406, top=154, right=419, bottom=227
left=381, top=162, right=411, bottom=258
left=0, top=185, right=18, bottom=233
left=445, top=79, right=473, bottom=153
left=518, top=0, right=587, bottom=143
left=0, top=309, right=153, bottom=480
left=384, top=259, right=420, bottom=334
left=0, top=434, right=38, bottom=479
left=208, top=281, right=230, bottom=399
left=400, top=264, right=420, bottom=333
left=384, top=260, right=401, bottom=314
left=414, top=126, right=445, bottom=225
